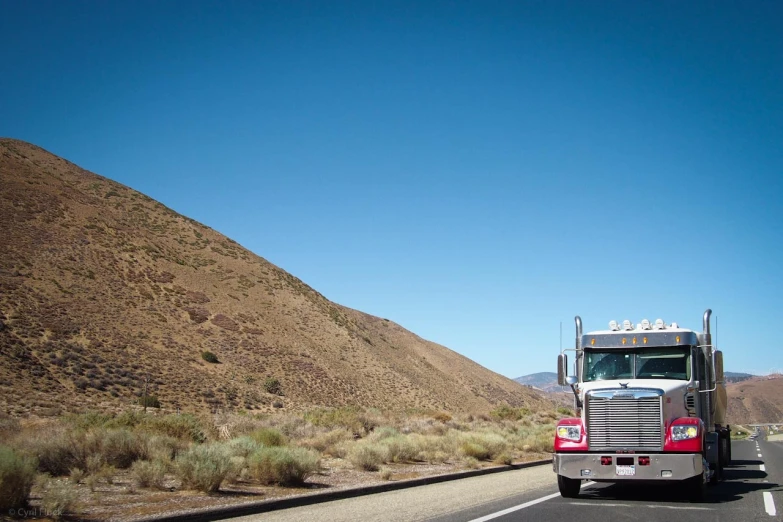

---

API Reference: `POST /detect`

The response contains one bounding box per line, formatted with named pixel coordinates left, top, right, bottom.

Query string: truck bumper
left=553, top=453, right=704, bottom=481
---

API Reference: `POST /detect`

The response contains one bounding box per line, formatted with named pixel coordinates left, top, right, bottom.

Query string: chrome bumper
left=553, top=453, right=703, bottom=481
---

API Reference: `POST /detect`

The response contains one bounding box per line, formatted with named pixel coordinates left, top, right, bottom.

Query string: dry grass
left=2, top=407, right=560, bottom=517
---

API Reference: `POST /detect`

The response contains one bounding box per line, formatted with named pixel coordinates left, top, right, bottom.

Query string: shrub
left=98, top=429, right=149, bottom=469
left=249, top=428, right=286, bottom=447
left=490, top=405, right=523, bottom=421
left=494, top=452, right=513, bottom=465
left=226, top=437, right=263, bottom=458
left=40, top=479, right=78, bottom=519
left=69, top=468, right=85, bottom=485
left=0, top=446, right=37, bottom=510
left=175, top=444, right=232, bottom=493
left=139, top=395, right=161, bottom=409
left=303, top=407, right=377, bottom=436
left=432, top=412, right=452, bottom=423
left=142, top=414, right=208, bottom=443
left=263, top=377, right=283, bottom=395
left=459, top=433, right=508, bottom=461
left=131, top=459, right=167, bottom=489
left=247, top=447, right=320, bottom=486
left=347, top=443, right=388, bottom=471
left=463, top=456, right=479, bottom=469
left=298, top=429, right=353, bottom=454
left=556, top=406, right=573, bottom=416
left=379, top=468, right=393, bottom=480
left=381, top=435, right=418, bottom=463
left=201, top=351, right=219, bottom=363
left=460, top=441, right=490, bottom=460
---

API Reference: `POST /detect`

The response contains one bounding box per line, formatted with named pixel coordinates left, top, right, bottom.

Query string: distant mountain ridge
left=513, top=372, right=562, bottom=393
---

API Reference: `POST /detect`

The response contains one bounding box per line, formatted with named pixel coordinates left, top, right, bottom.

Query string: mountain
left=513, top=372, right=561, bottom=393
left=724, top=372, right=755, bottom=384
left=726, top=374, right=783, bottom=425
left=0, top=138, right=547, bottom=417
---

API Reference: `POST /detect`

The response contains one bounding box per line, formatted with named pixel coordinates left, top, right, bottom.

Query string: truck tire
left=687, top=470, right=707, bottom=502
left=557, top=475, right=581, bottom=498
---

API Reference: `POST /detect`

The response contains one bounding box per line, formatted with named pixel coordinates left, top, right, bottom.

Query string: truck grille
left=587, top=392, right=663, bottom=450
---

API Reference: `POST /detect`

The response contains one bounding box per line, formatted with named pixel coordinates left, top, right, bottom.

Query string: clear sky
left=2, top=1, right=781, bottom=378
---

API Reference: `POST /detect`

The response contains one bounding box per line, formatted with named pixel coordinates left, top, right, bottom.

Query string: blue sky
left=2, top=1, right=781, bottom=377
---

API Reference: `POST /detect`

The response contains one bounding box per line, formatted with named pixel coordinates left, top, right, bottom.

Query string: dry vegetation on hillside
left=726, top=374, right=783, bottom=424
left=0, top=138, right=548, bottom=416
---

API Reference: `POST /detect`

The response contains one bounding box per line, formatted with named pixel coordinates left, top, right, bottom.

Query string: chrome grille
left=587, top=392, right=663, bottom=450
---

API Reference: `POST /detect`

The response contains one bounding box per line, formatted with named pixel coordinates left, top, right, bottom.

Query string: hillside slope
left=726, top=375, right=783, bottom=424
left=0, top=139, right=547, bottom=417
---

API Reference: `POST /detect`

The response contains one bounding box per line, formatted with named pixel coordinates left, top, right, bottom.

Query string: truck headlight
left=671, top=425, right=699, bottom=441
left=557, top=425, right=582, bottom=441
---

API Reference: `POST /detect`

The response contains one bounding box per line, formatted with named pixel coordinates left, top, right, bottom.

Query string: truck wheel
left=687, top=470, right=707, bottom=502
left=557, top=475, right=581, bottom=498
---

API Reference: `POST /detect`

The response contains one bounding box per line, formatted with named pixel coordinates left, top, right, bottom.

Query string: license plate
left=616, top=465, right=635, bottom=476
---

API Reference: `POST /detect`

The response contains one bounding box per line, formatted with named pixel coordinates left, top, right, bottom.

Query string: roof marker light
left=609, top=320, right=620, bottom=331
left=622, top=320, right=633, bottom=331
left=671, top=322, right=679, bottom=329
left=654, top=318, right=665, bottom=330
left=641, top=319, right=651, bottom=330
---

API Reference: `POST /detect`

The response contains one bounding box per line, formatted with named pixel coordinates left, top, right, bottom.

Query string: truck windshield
left=583, top=347, right=691, bottom=382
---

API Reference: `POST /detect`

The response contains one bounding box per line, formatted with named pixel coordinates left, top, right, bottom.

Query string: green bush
left=40, top=479, right=77, bottom=519
left=381, top=435, right=418, bottom=463
left=142, top=414, right=208, bottom=443
left=347, top=443, right=388, bottom=471
left=0, top=446, right=37, bottom=510
left=459, top=441, right=490, bottom=460
left=303, top=407, right=377, bottom=436
left=98, top=429, right=149, bottom=469
left=490, top=405, right=523, bottom=421
left=249, top=428, right=286, bottom=447
left=247, top=447, right=320, bottom=486
left=226, top=437, right=263, bottom=458
left=131, top=459, right=167, bottom=489
left=201, top=351, right=219, bottom=363
left=175, top=444, right=232, bottom=493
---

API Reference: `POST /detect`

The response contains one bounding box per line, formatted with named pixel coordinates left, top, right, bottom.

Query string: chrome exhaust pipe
left=575, top=316, right=583, bottom=350
left=703, top=309, right=712, bottom=335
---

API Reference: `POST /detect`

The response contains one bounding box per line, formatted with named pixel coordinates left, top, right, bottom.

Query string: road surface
left=230, top=440, right=781, bottom=521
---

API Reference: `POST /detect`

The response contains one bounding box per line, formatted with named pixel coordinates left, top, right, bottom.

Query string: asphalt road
left=229, top=441, right=782, bottom=522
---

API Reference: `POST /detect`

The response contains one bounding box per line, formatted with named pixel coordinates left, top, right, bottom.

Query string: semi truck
left=553, top=309, right=730, bottom=500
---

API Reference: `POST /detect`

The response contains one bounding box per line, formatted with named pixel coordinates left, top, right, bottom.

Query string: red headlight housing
left=664, top=417, right=704, bottom=452
left=554, top=418, right=588, bottom=451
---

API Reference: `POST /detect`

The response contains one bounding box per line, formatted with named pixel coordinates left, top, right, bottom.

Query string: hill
left=0, top=138, right=547, bottom=417
left=513, top=372, right=561, bottom=393
left=726, top=374, right=783, bottom=424
left=724, top=371, right=755, bottom=384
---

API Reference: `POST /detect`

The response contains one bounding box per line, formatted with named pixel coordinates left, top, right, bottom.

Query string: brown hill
left=726, top=374, right=783, bottom=424
left=0, top=138, right=547, bottom=417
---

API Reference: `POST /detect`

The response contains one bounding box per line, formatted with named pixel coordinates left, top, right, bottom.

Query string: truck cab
left=552, top=310, right=730, bottom=501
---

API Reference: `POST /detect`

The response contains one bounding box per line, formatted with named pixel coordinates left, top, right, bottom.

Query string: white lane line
left=760, top=464, right=766, bottom=471
left=469, top=482, right=595, bottom=521
left=763, top=492, right=776, bottom=516
left=758, top=453, right=763, bottom=457
left=569, top=503, right=710, bottom=510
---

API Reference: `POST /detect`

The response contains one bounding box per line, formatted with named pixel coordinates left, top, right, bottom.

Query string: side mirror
left=557, top=354, right=568, bottom=386
left=566, top=375, right=578, bottom=386
left=715, top=350, right=724, bottom=384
